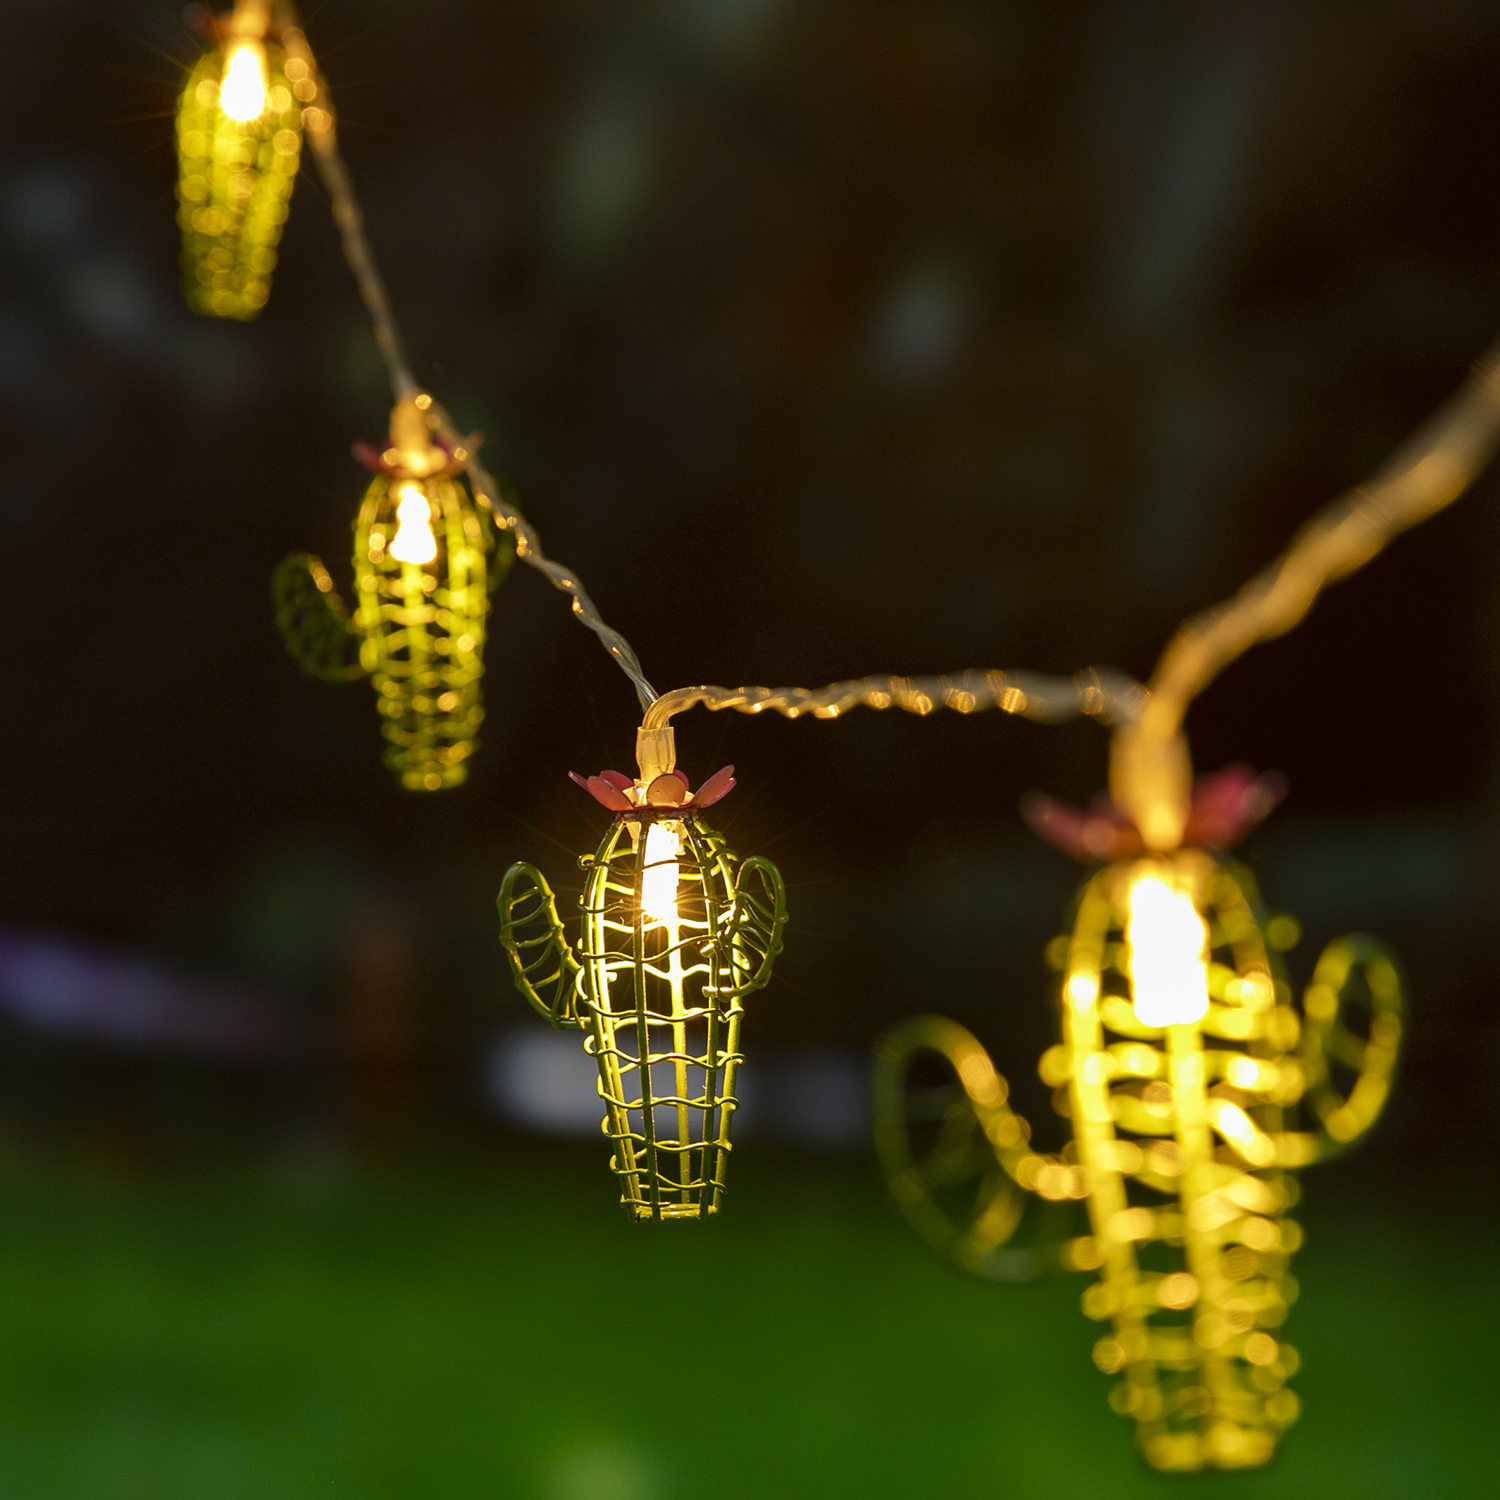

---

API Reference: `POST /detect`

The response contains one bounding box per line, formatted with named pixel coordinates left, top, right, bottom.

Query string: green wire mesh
left=353, top=472, right=503, bottom=790
left=499, top=812, right=786, bottom=1221
left=176, top=44, right=303, bottom=321
left=272, top=553, right=366, bottom=683
left=874, top=858, right=1406, bottom=1473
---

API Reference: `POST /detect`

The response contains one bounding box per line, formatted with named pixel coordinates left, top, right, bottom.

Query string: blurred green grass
left=0, top=1144, right=1491, bottom=1499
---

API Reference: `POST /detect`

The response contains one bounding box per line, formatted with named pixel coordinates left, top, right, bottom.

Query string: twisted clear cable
left=642, top=668, right=1146, bottom=732
left=1115, top=337, right=1500, bottom=846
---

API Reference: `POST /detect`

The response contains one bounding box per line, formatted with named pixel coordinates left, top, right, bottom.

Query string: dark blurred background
left=0, top=1, right=1497, bottom=1495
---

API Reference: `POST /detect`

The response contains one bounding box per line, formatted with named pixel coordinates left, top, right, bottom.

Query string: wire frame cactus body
left=176, top=12, right=313, bottom=320
left=500, top=809, right=786, bottom=1221
left=875, top=852, right=1403, bottom=1473
left=350, top=472, right=499, bottom=790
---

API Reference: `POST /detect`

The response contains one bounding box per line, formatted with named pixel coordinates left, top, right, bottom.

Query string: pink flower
left=1021, top=764, right=1286, bottom=864
left=350, top=431, right=472, bottom=478
left=568, top=765, right=737, bottom=813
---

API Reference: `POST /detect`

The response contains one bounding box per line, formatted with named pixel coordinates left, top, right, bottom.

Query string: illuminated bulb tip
left=640, top=823, right=681, bottom=924
left=389, top=484, right=438, bottom=564
left=220, top=43, right=269, bottom=122
left=1127, top=872, right=1210, bottom=1028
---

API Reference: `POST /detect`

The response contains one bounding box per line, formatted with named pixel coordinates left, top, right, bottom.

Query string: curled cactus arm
left=272, top=552, right=367, bottom=683
left=718, top=854, right=787, bottom=1000
left=873, top=1015, right=1057, bottom=1277
left=498, top=863, right=584, bottom=1029
left=1292, top=935, right=1405, bottom=1163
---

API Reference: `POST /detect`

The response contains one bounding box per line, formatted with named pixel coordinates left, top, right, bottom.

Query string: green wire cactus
left=176, top=1, right=319, bottom=321
left=499, top=760, right=787, bottom=1221
left=874, top=770, right=1405, bottom=1473
left=274, top=394, right=514, bottom=790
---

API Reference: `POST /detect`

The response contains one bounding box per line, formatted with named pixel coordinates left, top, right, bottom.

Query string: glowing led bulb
left=389, top=484, right=438, bottom=564
left=1126, top=870, right=1209, bottom=1028
left=220, top=42, right=269, bottom=122
left=640, top=822, right=680, bottom=924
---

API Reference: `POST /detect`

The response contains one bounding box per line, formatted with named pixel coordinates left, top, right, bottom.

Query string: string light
left=272, top=395, right=512, bottom=791
left=488, top=333, right=1499, bottom=1243
left=1125, top=867, right=1210, bottom=1029
left=171, top=5, right=1500, bottom=803
left=166, top=8, right=1500, bottom=1466
left=498, top=742, right=786, bottom=1220
left=175, top=1, right=319, bottom=320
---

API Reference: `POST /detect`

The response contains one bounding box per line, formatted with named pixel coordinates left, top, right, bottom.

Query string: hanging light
left=874, top=766, right=1405, bottom=1473
left=175, top=1, right=323, bottom=320
left=499, top=739, right=787, bottom=1220
left=272, top=394, right=513, bottom=790
left=388, top=484, right=439, bottom=565
left=1125, top=867, right=1211, bottom=1028
left=218, top=37, right=269, bottom=122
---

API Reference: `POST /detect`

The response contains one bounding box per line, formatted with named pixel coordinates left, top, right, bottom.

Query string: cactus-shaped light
left=875, top=768, right=1404, bottom=1472
left=499, top=741, right=787, bottom=1220
left=176, top=1, right=322, bottom=320
left=273, top=394, right=514, bottom=790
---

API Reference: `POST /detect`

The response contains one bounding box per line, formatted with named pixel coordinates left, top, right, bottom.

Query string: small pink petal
left=599, top=769, right=634, bottom=790
left=1081, top=817, right=1126, bottom=860
left=693, top=765, right=736, bottom=807
left=588, top=778, right=633, bottom=811
left=1019, top=792, right=1096, bottom=863
left=569, top=771, right=631, bottom=810
left=351, top=439, right=385, bottom=473
left=1020, top=791, right=1140, bottom=864
left=1185, top=765, right=1286, bottom=849
left=1191, top=765, right=1254, bottom=816
left=645, top=773, right=689, bottom=807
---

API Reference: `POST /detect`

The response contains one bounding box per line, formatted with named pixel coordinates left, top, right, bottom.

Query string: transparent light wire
left=641, top=667, right=1146, bottom=733
left=278, top=3, right=1140, bottom=722
left=1113, top=341, right=1500, bottom=846
left=282, top=0, right=1500, bottom=766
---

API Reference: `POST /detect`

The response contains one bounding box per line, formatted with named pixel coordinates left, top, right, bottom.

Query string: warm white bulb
left=220, top=42, right=269, bottom=123
left=1126, top=872, right=1209, bottom=1028
left=640, top=822, right=680, bottom=924
left=389, top=484, right=438, bottom=564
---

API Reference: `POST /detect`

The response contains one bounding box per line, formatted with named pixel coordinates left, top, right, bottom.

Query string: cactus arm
left=272, top=552, right=367, bottom=683
left=716, top=854, right=787, bottom=1001
left=873, top=1015, right=1058, bottom=1277
left=1291, top=934, right=1405, bottom=1164
left=497, top=863, right=584, bottom=1029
